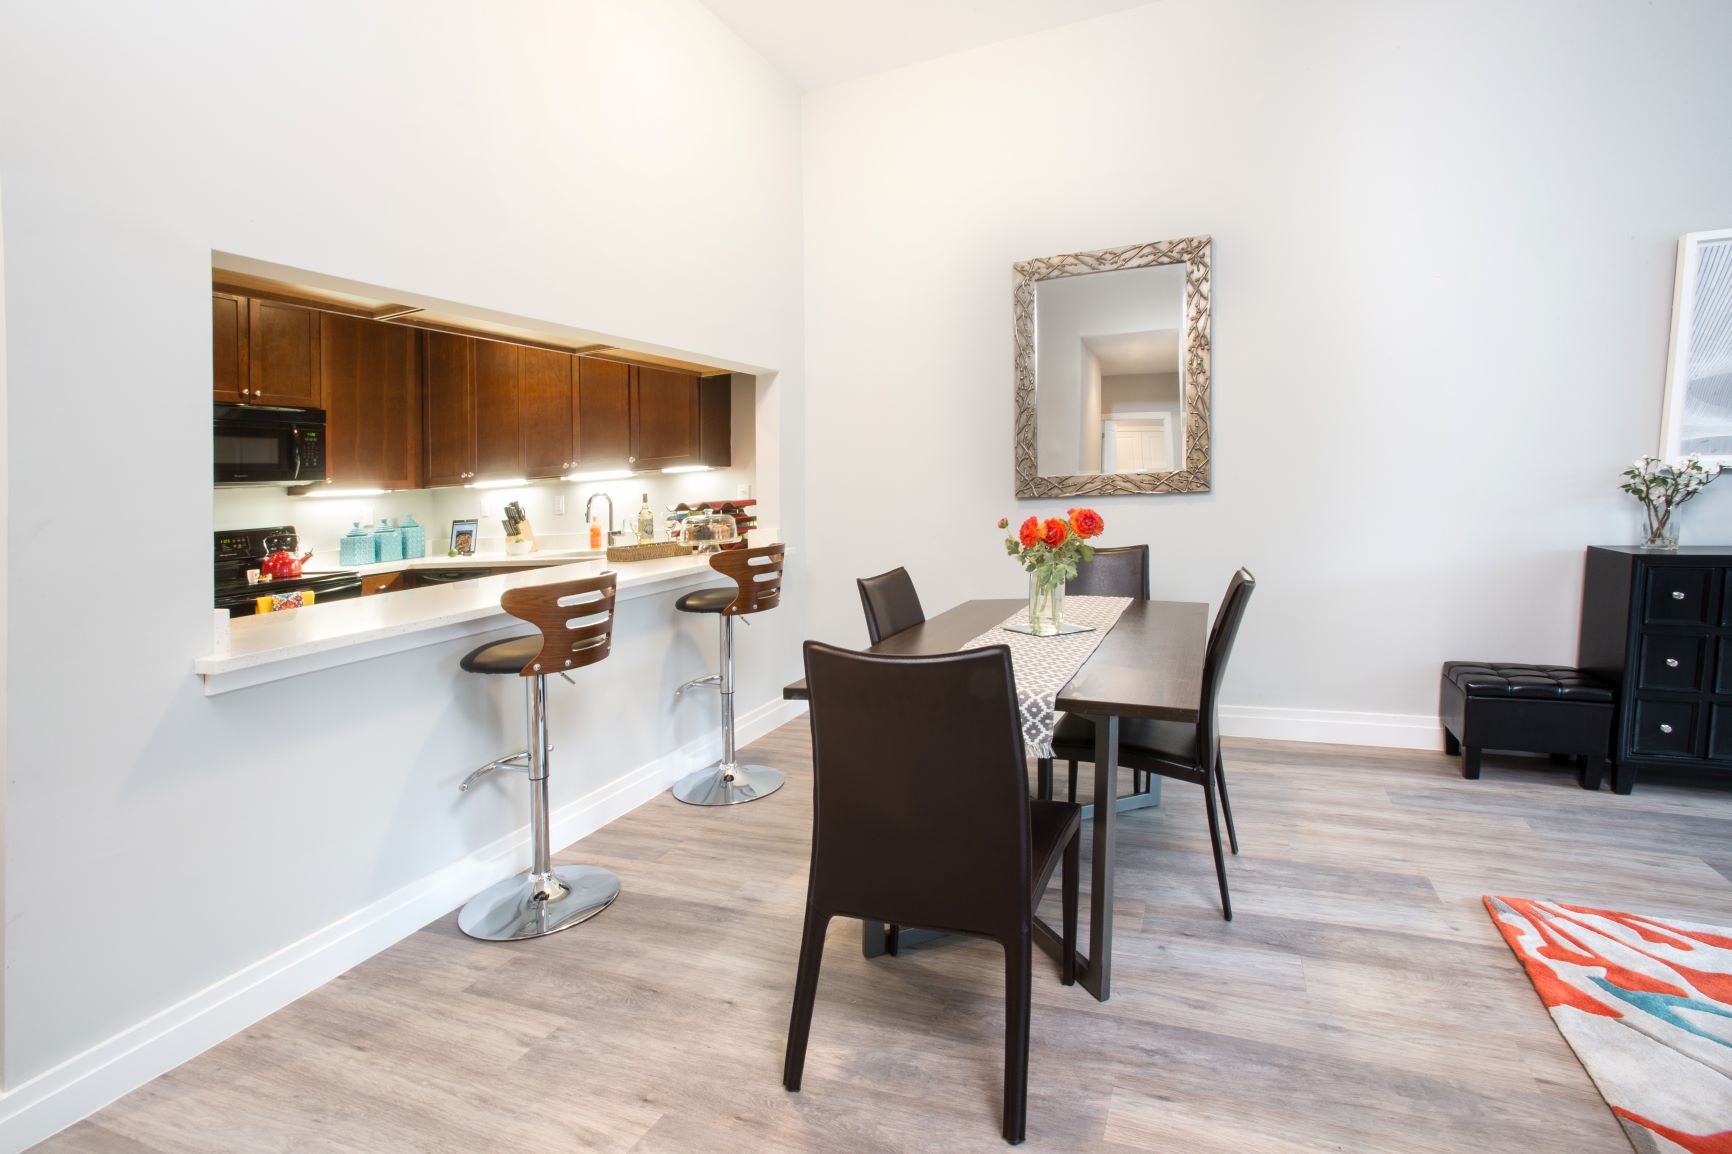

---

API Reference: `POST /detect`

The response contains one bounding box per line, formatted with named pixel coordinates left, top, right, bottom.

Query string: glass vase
left=1028, top=571, right=1065, bottom=636
left=1640, top=509, right=1680, bottom=551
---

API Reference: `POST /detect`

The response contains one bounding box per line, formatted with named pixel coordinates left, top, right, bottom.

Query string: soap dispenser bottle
left=635, top=494, right=655, bottom=544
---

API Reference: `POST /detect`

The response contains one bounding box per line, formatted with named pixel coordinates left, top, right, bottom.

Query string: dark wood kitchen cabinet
left=212, top=292, right=247, bottom=403
left=472, top=339, right=522, bottom=479
left=247, top=299, right=323, bottom=407
left=1579, top=545, right=1732, bottom=793
left=320, top=315, right=421, bottom=489
left=518, top=346, right=573, bottom=478
left=626, top=367, right=731, bottom=470
left=574, top=356, right=633, bottom=470
left=423, top=331, right=477, bottom=485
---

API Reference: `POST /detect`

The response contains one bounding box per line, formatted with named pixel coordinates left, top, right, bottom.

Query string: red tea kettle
left=260, top=535, right=312, bottom=580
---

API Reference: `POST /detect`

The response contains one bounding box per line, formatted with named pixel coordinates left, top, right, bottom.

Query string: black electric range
left=215, top=526, right=363, bottom=617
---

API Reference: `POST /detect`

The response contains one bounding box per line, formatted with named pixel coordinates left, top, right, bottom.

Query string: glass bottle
left=636, top=494, right=655, bottom=544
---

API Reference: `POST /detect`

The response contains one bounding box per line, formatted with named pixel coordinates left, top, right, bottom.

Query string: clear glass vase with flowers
left=1621, top=455, right=1720, bottom=551
left=997, top=507, right=1105, bottom=636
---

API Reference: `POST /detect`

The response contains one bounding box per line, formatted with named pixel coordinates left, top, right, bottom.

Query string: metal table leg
left=1033, top=713, right=1117, bottom=1001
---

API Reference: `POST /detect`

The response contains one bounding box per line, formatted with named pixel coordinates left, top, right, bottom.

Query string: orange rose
left=1018, top=516, right=1039, bottom=548
left=1041, top=517, right=1068, bottom=548
left=1069, top=507, right=1104, bottom=539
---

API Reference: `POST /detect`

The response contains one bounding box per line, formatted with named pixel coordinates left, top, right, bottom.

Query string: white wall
left=0, top=0, right=804, bottom=1112
left=802, top=0, right=1732, bottom=737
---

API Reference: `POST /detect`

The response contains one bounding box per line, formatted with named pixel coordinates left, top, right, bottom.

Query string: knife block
left=505, top=517, right=537, bottom=554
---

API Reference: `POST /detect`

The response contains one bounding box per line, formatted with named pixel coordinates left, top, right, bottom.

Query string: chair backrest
left=711, top=543, right=785, bottom=616
left=1197, top=568, right=1255, bottom=756
left=856, top=566, right=926, bottom=644
left=499, top=572, right=617, bottom=676
left=801, top=641, right=1032, bottom=939
left=1068, top=544, right=1150, bottom=600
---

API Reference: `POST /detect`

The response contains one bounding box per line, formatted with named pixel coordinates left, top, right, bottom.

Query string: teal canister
left=340, top=522, right=374, bottom=567
left=373, top=517, right=403, bottom=564
left=399, top=514, right=426, bottom=559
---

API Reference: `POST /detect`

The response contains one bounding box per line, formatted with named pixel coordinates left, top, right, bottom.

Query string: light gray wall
left=802, top=0, right=1732, bottom=731
left=0, top=0, right=804, bottom=1088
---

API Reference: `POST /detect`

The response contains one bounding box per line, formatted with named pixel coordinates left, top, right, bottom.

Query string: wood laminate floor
left=38, top=729, right=1732, bottom=1153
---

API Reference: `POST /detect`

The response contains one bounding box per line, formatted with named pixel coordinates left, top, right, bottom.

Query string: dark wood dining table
left=782, top=596, right=1208, bottom=1002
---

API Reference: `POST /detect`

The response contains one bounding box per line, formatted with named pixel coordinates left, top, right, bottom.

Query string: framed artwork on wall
left=1660, top=228, right=1732, bottom=463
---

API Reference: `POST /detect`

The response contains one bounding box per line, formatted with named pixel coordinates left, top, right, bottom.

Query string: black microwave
left=214, top=404, right=327, bottom=485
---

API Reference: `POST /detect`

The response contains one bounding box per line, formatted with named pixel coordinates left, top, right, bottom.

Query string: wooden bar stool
left=455, top=573, right=622, bottom=941
left=672, top=543, right=787, bottom=806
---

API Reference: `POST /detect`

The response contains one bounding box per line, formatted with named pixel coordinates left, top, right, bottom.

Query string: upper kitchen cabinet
left=519, top=346, right=574, bottom=478
left=423, top=331, right=477, bottom=486
left=472, top=339, right=522, bottom=479
left=247, top=299, right=323, bottom=407
left=574, top=356, right=632, bottom=470
left=212, top=292, right=248, bottom=404
left=630, top=367, right=732, bottom=470
left=321, top=314, right=421, bottom=489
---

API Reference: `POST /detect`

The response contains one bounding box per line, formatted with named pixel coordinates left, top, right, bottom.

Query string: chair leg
left=1202, top=768, right=1233, bottom=921
left=783, top=905, right=832, bottom=1092
left=1066, top=760, right=1078, bottom=804
left=1061, top=832, right=1079, bottom=987
left=1215, top=749, right=1239, bottom=855
left=1442, top=728, right=1461, bottom=755
left=885, top=925, right=900, bottom=956
left=1036, top=757, right=1053, bottom=801
left=1002, top=932, right=1032, bottom=1144
left=1579, top=755, right=1605, bottom=791
left=1462, top=747, right=1482, bottom=780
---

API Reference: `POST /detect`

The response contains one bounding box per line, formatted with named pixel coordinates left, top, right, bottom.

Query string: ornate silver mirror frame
left=1012, top=236, right=1212, bottom=498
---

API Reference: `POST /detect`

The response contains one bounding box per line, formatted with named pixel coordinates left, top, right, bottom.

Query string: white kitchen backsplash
left=213, top=466, right=757, bottom=559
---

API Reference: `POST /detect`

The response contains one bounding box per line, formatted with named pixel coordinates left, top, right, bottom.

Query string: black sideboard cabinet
left=1579, top=545, right=1732, bottom=792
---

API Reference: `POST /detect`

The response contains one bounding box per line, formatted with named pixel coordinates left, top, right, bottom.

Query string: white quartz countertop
left=197, top=554, right=723, bottom=693
left=301, top=548, right=606, bottom=579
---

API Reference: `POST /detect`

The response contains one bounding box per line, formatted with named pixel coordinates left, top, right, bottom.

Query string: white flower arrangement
left=1620, top=454, right=1721, bottom=548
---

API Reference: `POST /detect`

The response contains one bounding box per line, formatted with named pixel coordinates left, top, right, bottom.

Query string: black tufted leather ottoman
left=1439, top=662, right=1615, bottom=789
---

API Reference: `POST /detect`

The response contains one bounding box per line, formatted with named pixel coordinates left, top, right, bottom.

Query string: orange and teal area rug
left=1485, top=896, right=1732, bottom=1153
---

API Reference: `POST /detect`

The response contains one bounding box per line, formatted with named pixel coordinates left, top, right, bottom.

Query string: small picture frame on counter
left=449, top=519, right=478, bottom=556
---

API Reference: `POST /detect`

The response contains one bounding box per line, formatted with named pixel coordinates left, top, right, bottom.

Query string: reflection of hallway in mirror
left=1102, top=415, right=1173, bottom=473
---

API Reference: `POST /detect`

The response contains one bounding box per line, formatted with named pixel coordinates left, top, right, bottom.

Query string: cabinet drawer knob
left=1660, top=723, right=1674, bottom=734
left=1672, top=590, right=1686, bottom=600
left=1666, top=657, right=1680, bottom=668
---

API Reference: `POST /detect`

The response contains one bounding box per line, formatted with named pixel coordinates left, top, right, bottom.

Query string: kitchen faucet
left=584, top=492, right=617, bottom=544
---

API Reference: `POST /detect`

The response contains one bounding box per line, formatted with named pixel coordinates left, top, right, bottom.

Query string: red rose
left=1018, top=516, right=1039, bottom=548
left=996, top=517, right=1009, bottom=529
left=1069, top=507, right=1104, bottom=539
left=1041, top=517, right=1068, bottom=548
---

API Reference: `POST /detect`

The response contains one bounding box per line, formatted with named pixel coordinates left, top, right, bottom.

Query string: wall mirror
left=1013, top=237, right=1211, bottom=497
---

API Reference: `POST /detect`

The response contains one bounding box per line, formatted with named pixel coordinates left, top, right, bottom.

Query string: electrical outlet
left=553, top=494, right=566, bottom=517
left=736, top=483, right=752, bottom=499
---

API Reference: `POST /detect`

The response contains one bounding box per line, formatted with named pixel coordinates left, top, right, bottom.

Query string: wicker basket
left=606, top=541, right=691, bottom=563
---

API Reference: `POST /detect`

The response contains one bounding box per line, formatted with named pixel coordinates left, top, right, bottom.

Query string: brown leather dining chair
left=1067, top=543, right=1150, bottom=599
left=785, top=641, right=1082, bottom=1146
left=1049, top=568, right=1255, bottom=919
left=857, top=566, right=925, bottom=644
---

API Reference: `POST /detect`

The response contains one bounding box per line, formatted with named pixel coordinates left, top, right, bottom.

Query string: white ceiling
left=696, top=0, right=1161, bottom=91
left=1084, top=329, right=1181, bottom=375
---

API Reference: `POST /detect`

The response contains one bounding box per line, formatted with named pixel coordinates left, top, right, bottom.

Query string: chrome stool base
left=458, top=864, right=621, bottom=941
left=672, top=762, right=785, bottom=806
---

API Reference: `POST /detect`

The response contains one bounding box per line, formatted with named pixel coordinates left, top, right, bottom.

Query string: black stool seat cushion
left=1443, top=662, right=1614, bottom=703
left=460, top=635, right=540, bottom=675
left=675, top=587, right=734, bottom=614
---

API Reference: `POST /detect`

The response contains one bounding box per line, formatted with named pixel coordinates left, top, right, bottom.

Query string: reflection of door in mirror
left=1034, top=264, right=1186, bottom=477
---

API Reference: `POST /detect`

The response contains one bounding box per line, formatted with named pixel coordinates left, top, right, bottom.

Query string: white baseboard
left=1218, top=703, right=1442, bottom=750
left=0, top=695, right=810, bottom=1154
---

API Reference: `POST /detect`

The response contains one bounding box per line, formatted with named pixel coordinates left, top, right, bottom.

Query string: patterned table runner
left=962, top=595, right=1132, bottom=757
